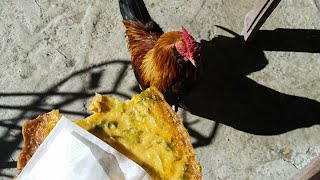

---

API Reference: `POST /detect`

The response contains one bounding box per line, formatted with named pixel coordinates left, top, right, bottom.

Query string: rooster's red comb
left=181, top=26, right=199, bottom=56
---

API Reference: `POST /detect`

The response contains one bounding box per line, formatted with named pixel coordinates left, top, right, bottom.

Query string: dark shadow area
left=182, top=110, right=220, bottom=148
left=181, top=29, right=320, bottom=135
left=253, top=28, right=320, bottom=53
left=130, top=84, right=142, bottom=94
left=89, top=70, right=104, bottom=89
left=0, top=161, right=17, bottom=169
left=311, top=171, right=320, bottom=180
left=0, top=60, right=133, bottom=176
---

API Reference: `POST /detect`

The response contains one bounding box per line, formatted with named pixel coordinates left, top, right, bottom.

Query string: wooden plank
left=290, top=156, right=320, bottom=180
left=242, top=0, right=282, bottom=41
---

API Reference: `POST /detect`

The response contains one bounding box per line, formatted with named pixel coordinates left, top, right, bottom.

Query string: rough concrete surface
left=0, top=0, right=319, bottom=179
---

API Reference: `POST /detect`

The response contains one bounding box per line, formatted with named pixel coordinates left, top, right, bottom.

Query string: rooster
left=119, top=0, right=202, bottom=107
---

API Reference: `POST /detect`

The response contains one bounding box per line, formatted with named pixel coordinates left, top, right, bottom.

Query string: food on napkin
left=17, top=87, right=201, bottom=179
left=17, top=110, right=62, bottom=173
left=17, top=117, right=150, bottom=180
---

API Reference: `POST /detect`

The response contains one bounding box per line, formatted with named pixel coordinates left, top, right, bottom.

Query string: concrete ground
left=0, top=0, right=319, bottom=179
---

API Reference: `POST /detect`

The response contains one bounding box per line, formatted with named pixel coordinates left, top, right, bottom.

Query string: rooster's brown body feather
left=123, top=20, right=200, bottom=94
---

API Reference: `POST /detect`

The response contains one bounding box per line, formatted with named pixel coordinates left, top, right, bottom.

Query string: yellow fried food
left=18, top=87, right=201, bottom=179
left=17, top=110, right=62, bottom=173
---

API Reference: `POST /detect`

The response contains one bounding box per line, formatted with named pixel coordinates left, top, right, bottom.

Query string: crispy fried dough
left=17, top=87, right=201, bottom=179
left=17, top=110, right=62, bottom=173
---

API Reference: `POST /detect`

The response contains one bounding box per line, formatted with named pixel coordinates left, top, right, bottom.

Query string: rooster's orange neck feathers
left=141, top=31, right=182, bottom=93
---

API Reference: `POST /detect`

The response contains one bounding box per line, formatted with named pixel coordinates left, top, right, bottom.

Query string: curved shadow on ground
left=182, top=34, right=320, bottom=135
left=0, top=60, right=133, bottom=177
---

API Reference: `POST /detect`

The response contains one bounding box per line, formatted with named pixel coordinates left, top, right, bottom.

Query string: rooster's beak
left=189, top=58, right=196, bottom=67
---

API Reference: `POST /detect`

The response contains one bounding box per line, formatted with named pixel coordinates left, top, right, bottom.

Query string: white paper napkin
left=17, top=117, right=151, bottom=180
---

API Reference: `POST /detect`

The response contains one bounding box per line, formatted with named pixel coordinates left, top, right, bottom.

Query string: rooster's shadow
left=181, top=27, right=320, bottom=135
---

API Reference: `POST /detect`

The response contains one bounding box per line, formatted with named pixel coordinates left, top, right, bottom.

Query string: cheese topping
left=76, top=89, right=192, bottom=179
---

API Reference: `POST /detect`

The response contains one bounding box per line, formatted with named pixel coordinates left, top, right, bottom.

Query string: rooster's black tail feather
left=119, top=0, right=163, bottom=34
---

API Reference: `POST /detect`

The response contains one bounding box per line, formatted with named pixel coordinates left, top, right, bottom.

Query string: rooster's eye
left=173, top=46, right=185, bottom=65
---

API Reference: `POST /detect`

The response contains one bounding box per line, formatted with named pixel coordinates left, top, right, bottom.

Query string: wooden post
left=242, top=0, right=282, bottom=41
left=290, top=156, right=320, bottom=180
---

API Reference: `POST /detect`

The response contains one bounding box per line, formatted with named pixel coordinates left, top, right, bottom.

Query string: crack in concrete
left=313, top=0, right=320, bottom=11
left=34, top=0, right=44, bottom=20
left=306, top=146, right=311, bottom=154
left=35, top=13, right=65, bottom=35
left=280, top=157, right=299, bottom=170
left=189, top=0, right=206, bottom=25
left=56, top=49, right=68, bottom=60
left=0, top=26, right=12, bottom=57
